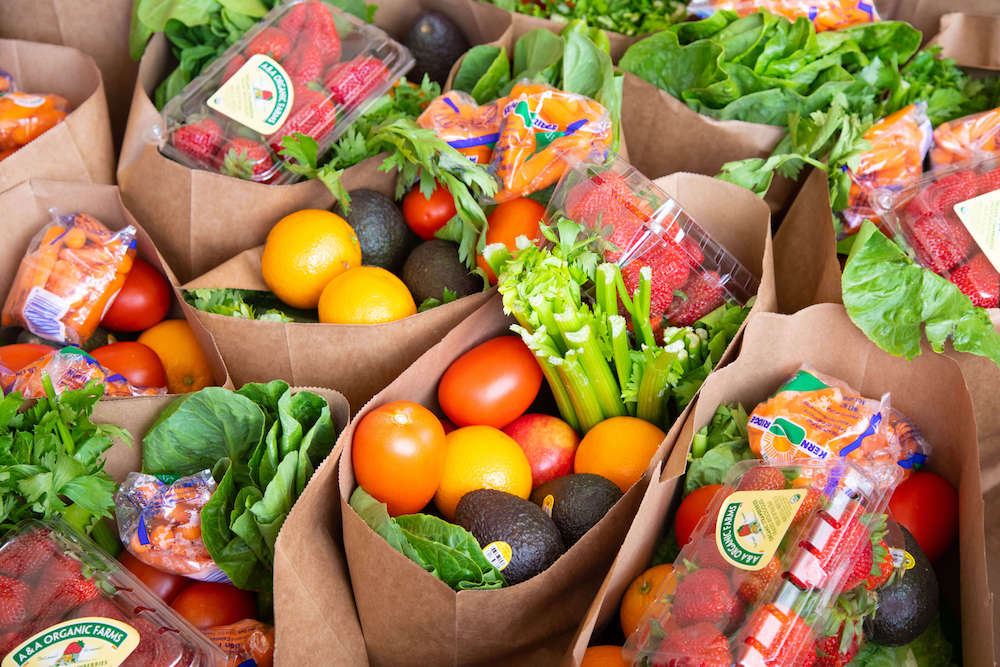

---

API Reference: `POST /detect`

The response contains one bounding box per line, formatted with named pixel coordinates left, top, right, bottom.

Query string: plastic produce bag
left=1, top=211, right=136, bottom=345
left=417, top=90, right=503, bottom=165
left=490, top=83, right=612, bottom=202
left=115, top=471, right=226, bottom=581
left=930, top=107, right=1000, bottom=167
left=689, top=0, right=880, bottom=31
left=204, top=620, right=275, bottom=667
left=0, top=347, right=165, bottom=398
left=0, top=91, right=69, bottom=160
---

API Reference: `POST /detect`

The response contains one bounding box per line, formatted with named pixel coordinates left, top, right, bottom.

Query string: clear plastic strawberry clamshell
left=872, top=153, right=1000, bottom=309
left=0, top=519, right=227, bottom=666
left=159, top=0, right=414, bottom=185
left=549, top=152, right=760, bottom=327
left=624, top=458, right=899, bottom=667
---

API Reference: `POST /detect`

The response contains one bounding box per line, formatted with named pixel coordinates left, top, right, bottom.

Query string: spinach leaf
left=513, top=29, right=564, bottom=82
left=620, top=31, right=726, bottom=101
left=455, top=46, right=511, bottom=105
left=136, top=0, right=221, bottom=31
left=216, top=0, right=267, bottom=17
left=201, top=460, right=271, bottom=590
left=236, top=380, right=289, bottom=426
left=562, top=31, right=604, bottom=100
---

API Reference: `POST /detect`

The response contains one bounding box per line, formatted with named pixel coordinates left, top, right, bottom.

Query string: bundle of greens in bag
left=141, top=381, right=338, bottom=591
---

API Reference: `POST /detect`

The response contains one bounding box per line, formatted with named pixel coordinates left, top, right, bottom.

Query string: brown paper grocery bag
left=564, top=304, right=995, bottom=667
left=0, top=179, right=230, bottom=394
left=0, top=40, right=114, bottom=191
left=881, top=0, right=1000, bottom=43
left=932, top=13, right=1000, bottom=70
left=0, top=0, right=136, bottom=147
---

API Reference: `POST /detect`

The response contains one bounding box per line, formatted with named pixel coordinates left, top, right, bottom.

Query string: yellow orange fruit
left=137, top=319, right=214, bottom=394
left=434, top=425, right=532, bottom=520
left=580, top=645, right=628, bottom=667
left=261, top=209, right=361, bottom=309
left=574, top=417, right=666, bottom=493
left=318, top=266, right=417, bottom=325
left=620, top=563, right=676, bottom=636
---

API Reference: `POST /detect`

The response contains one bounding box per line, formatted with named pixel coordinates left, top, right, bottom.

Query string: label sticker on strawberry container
left=2, top=617, right=140, bottom=667
left=207, top=54, right=294, bottom=136
left=715, top=490, right=805, bottom=571
left=953, top=189, right=1000, bottom=272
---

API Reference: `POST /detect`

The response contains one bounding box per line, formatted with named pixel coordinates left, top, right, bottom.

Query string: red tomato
left=438, top=336, right=543, bottom=429
left=170, top=582, right=257, bottom=630
left=889, top=471, right=958, bottom=562
left=675, top=484, right=723, bottom=548
left=118, top=550, right=188, bottom=604
left=0, top=343, right=53, bottom=372
left=90, top=342, right=167, bottom=388
left=477, top=198, right=547, bottom=283
left=402, top=183, right=457, bottom=240
left=101, top=258, right=172, bottom=332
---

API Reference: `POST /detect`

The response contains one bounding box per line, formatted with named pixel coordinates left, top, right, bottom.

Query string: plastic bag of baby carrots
left=2, top=212, right=137, bottom=346
left=0, top=91, right=69, bottom=155
left=204, top=620, right=275, bottom=667
left=0, top=347, right=165, bottom=398
left=418, top=90, right=504, bottom=165
left=929, top=107, right=1000, bottom=168
left=746, top=367, right=922, bottom=488
left=490, top=83, right=612, bottom=203
left=688, top=0, right=879, bottom=31
left=840, top=103, right=932, bottom=238
left=114, top=471, right=226, bottom=581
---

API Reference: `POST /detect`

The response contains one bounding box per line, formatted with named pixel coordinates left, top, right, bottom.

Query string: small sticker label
left=2, top=617, right=140, bottom=667
left=206, top=54, right=294, bottom=136
left=9, top=93, right=46, bottom=108
left=715, top=489, right=805, bottom=571
left=482, top=541, right=512, bottom=571
left=954, top=190, right=1000, bottom=273
left=890, top=547, right=916, bottom=571
left=541, top=494, right=554, bottom=517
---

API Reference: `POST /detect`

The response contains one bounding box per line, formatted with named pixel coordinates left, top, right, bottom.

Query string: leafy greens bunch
left=484, top=0, right=687, bottom=37
left=485, top=219, right=750, bottom=434
left=184, top=288, right=318, bottom=322
left=141, top=381, right=338, bottom=591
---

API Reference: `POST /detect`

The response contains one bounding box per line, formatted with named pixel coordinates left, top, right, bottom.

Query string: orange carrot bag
left=417, top=90, right=504, bottom=165
left=1, top=211, right=136, bottom=345
left=930, top=107, right=1000, bottom=167
left=204, top=620, right=275, bottom=667
left=0, top=346, right=165, bottom=398
left=0, top=91, right=69, bottom=159
left=689, top=0, right=880, bottom=31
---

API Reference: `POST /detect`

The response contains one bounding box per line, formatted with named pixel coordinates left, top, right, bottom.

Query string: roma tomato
left=170, top=582, right=257, bottom=630
left=118, top=550, right=188, bottom=604
left=0, top=343, right=53, bottom=372
left=353, top=401, right=447, bottom=516
left=90, top=342, right=167, bottom=388
left=101, top=258, right=172, bottom=332
left=402, top=183, right=456, bottom=240
left=438, top=336, right=543, bottom=429
left=675, top=484, right=723, bottom=548
left=889, top=471, right=958, bottom=562
left=477, top=198, right=546, bottom=283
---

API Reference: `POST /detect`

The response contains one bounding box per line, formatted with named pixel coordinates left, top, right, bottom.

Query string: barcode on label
left=22, top=286, right=68, bottom=342
left=482, top=542, right=511, bottom=571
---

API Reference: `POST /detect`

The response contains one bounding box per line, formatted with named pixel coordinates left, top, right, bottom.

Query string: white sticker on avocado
left=890, top=547, right=916, bottom=571
left=483, top=541, right=512, bottom=571
left=541, top=494, right=554, bottom=517
left=206, top=54, right=294, bottom=135
left=2, top=617, right=140, bottom=667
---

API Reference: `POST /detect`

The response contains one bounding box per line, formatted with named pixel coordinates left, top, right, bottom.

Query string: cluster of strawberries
left=900, top=167, right=1000, bottom=308
left=170, top=1, right=390, bottom=183
left=637, top=466, right=895, bottom=667
left=0, top=526, right=202, bottom=666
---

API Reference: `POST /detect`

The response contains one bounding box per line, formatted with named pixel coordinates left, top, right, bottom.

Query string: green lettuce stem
left=555, top=352, right=605, bottom=433
left=564, top=326, right=627, bottom=419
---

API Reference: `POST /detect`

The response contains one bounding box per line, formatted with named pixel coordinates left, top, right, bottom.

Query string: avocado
left=455, top=488, right=565, bottom=585
left=530, top=474, right=622, bottom=546
left=865, top=523, right=939, bottom=646
left=334, top=189, right=415, bottom=272
left=402, top=240, right=480, bottom=305
left=403, top=12, right=470, bottom=86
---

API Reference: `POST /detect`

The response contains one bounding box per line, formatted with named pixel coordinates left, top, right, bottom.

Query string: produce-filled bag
left=0, top=179, right=230, bottom=394
left=0, top=39, right=114, bottom=191
left=563, top=304, right=994, bottom=666
left=929, top=12, right=1000, bottom=68
left=879, top=3, right=1000, bottom=40
left=688, top=0, right=880, bottom=30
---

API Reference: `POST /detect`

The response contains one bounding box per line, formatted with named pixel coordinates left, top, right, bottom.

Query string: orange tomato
left=476, top=198, right=546, bottom=283
left=170, top=582, right=256, bottom=630
left=137, top=319, right=215, bottom=394
left=674, top=484, right=724, bottom=548
left=580, top=645, right=628, bottom=667
left=352, top=401, right=448, bottom=516
left=620, top=564, right=675, bottom=636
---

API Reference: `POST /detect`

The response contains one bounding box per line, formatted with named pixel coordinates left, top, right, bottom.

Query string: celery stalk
left=609, top=315, right=631, bottom=395
left=596, top=263, right=619, bottom=318
left=556, top=351, right=605, bottom=432
left=537, top=354, right=580, bottom=433
left=636, top=344, right=686, bottom=429
left=565, top=325, right=626, bottom=419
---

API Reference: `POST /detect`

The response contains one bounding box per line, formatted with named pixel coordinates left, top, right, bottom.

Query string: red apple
left=503, top=413, right=580, bottom=488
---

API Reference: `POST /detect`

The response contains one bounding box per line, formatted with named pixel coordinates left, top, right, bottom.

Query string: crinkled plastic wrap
left=1, top=212, right=137, bottom=345
left=203, top=620, right=275, bottom=667
left=490, top=83, right=612, bottom=202
left=930, top=107, right=1000, bottom=168
left=0, top=91, right=69, bottom=160
left=417, top=90, right=503, bottom=165
left=115, top=471, right=226, bottom=582
left=0, top=347, right=165, bottom=398
left=689, top=0, right=880, bottom=31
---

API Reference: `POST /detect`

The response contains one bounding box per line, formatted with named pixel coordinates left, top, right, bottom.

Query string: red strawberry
left=906, top=212, right=976, bottom=274
left=78, top=596, right=128, bottom=621
left=219, top=138, right=276, bottom=182
left=245, top=27, right=292, bottom=61
left=222, top=53, right=247, bottom=82
left=735, top=554, right=782, bottom=603
left=324, top=56, right=390, bottom=108
left=278, top=3, right=308, bottom=35
left=0, top=628, right=27, bottom=656
left=35, top=555, right=101, bottom=617
left=0, top=576, right=29, bottom=626
left=655, top=622, right=732, bottom=667
left=284, top=42, right=323, bottom=86
left=737, top=466, right=787, bottom=491
left=977, top=167, right=1000, bottom=193
left=665, top=270, right=727, bottom=326
left=791, top=487, right=824, bottom=529
left=865, top=539, right=894, bottom=591
left=690, top=536, right=730, bottom=571
left=303, top=1, right=341, bottom=65
left=565, top=171, right=651, bottom=241
left=797, top=513, right=872, bottom=594
left=743, top=604, right=816, bottom=667
left=950, top=252, right=1000, bottom=308
left=928, top=171, right=979, bottom=211
left=121, top=615, right=184, bottom=667
left=813, top=592, right=875, bottom=667
left=0, top=527, right=56, bottom=578
left=171, top=118, right=223, bottom=168
left=268, top=85, right=338, bottom=153
left=672, top=567, right=744, bottom=633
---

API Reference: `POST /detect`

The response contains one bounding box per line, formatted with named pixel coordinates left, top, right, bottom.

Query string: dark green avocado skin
left=404, top=11, right=470, bottom=86
left=865, top=524, right=940, bottom=646
left=530, top=473, right=622, bottom=546
left=334, top=189, right=415, bottom=272
left=402, top=239, right=479, bottom=304
left=455, top=488, right=565, bottom=585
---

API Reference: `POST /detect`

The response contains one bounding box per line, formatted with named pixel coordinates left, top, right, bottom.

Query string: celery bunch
left=486, top=219, right=750, bottom=433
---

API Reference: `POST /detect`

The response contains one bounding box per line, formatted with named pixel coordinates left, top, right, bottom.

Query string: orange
left=434, top=425, right=532, bottom=520
left=137, top=319, right=214, bottom=394
left=574, top=417, right=666, bottom=493
left=620, top=564, right=675, bottom=636
left=318, top=266, right=417, bottom=325
left=261, top=209, right=361, bottom=309
left=580, top=645, right=628, bottom=667
left=476, top=197, right=546, bottom=283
